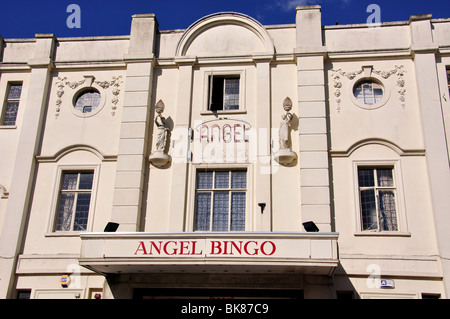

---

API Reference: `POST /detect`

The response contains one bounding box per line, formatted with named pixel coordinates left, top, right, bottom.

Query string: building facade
left=1, top=5, right=450, bottom=299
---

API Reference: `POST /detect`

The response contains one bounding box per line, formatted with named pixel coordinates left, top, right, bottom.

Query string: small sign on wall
left=59, top=275, right=71, bottom=288
left=380, top=279, right=395, bottom=289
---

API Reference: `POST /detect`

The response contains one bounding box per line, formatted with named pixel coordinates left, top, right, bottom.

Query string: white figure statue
left=279, top=112, right=293, bottom=150
left=149, top=100, right=171, bottom=167
left=275, top=97, right=297, bottom=165
left=155, top=113, right=169, bottom=153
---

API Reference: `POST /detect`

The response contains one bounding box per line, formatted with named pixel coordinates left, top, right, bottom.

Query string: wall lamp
left=302, top=221, right=319, bottom=232
left=104, top=222, right=119, bottom=232
left=258, top=203, right=266, bottom=214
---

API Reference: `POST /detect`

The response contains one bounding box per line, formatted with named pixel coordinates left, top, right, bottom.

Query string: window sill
left=0, top=125, right=17, bottom=129
left=45, top=232, right=84, bottom=238
left=201, top=110, right=247, bottom=116
left=354, top=231, right=411, bottom=237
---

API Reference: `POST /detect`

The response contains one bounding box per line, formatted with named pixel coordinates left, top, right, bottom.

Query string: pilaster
left=253, top=55, right=273, bottom=231
left=295, top=6, right=331, bottom=232
left=0, top=34, right=55, bottom=298
left=410, top=14, right=450, bottom=298
left=167, top=57, right=195, bottom=232
left=111, top=14, right=157, bottom=232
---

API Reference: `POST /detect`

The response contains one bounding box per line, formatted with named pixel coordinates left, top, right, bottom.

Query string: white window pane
left=212, top=191, right=229, bottom=231
left=79, top=172, right=94, bottom=190
left=360, top=189, right=377, bottom=230
left=75, top=90, right=101, bottom=113
left=230, top=192, right=245, bottom=231
left=195, top=193, right=211, bottom=231
left=377, top=169, right=393, bottom=187
left=214, top=171, right=229, bottom=189
left=224, top=78, right=239, bottom=110
left=364, top=96, right=374, bottom=105
left=231, top=171, right=246, bottom=189
left=358, top=169, right=375, bottom=187
left=354, top=81, right=383, bottom=105
left=8, top=84, right=22, bottom=100
left=62, top=173, right=78, bottom=190
left=378, top=190, right=398, bottom=231
left=197, top=171, right=213, bottom=189
left=353, top=87, right=364, bottom=101
left=56, top=193, right=75, bottom=231
left=74, top=193, right=91, bottom=231
left=3, top=101, right=19, bottom=126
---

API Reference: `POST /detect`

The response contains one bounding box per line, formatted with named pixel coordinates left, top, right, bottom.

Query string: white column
left=295, top=6, right=332, bottom=232
left=110, top=15, right=157, bottom=232
left=410, top=14, right=450, bottom=298
left=253, top=55, right=273, bottom=231
left=167, top=57, right=195, bottom=232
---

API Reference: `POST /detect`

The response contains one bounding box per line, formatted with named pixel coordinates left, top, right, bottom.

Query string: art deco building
left=1, top=5, right=450, bottom=299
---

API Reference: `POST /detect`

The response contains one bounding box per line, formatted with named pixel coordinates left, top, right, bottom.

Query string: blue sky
left=0, top=0, right=449, bottom=38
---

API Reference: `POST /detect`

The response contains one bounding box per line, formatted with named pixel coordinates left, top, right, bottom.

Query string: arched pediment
left=330, top=138, right=426, bottom=157
left=35, top=144, right=117, bottom=163
left=175, top=12, right=275, bottom=57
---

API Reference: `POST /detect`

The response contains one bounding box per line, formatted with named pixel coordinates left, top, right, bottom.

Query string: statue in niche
left=155, top=101, right=170, bottom=153
left=149, top=99, right=171, bottom=167
left=275, top=97, right=297, bottom=165
left=279, top=112, right=293, bottom=150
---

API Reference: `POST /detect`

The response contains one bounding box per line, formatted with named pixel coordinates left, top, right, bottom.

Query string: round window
left=353, top=80, right=384, bottom=106
left=74, top=89, right=101, bottom=114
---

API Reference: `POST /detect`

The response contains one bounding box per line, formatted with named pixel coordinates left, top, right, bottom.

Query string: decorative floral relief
left=55, top=77, right=67, bottom=117
left=66, top=79, right=86, bottom=89
left=95, top=75, right=123, bottom=115
left=330, top=65, right=407, bottom=112
left=54, top=75, right=123, bottom=117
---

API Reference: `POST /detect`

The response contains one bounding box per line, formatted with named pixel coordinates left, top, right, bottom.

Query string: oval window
left=74, top=89, right=101, bottom=114
left=353, top=80, right=384, bottom=106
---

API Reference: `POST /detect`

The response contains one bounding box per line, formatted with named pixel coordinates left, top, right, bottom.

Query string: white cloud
left=276, top=0, right=351, bottom=12
left=278, top=0, right=318, bottom=11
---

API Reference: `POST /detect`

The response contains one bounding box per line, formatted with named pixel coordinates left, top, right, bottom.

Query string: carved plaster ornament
left=149, top=99, right=172, bottom=167
left=95, top=75, right=123, bottom=115
left=54, top=75, right=123, bottom=117
left=331, top=65, right=407, bottom=112
left=274, top=97, right=297, bottom=165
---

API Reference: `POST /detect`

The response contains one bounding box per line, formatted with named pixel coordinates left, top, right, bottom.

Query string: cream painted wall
left=0, top=72, right=30, bottom=232
left=1, top=8, right=450, bottom=299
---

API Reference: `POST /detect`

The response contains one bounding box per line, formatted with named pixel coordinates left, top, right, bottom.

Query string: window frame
left=69, top=82, right=107, bottom=119
left=208, top=75, right=240, bottom=111
left=194, top=169, right=247, bottom=232
left=353, top=80, right=384, bottom=106
left=187, top=164, right=253, bottom=232
left=357, top=166, right=398, bottom=232
left=352, top=160, right=409, bottom=236
left=73, top=88, right=102, bottom=114
left=47, top=165, right=99, bottom=236
left=1, top=82, right=23, bottom=126
left=349, top=76, right=390, bottom=110
left=202, top=69, right=246, bottom=115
